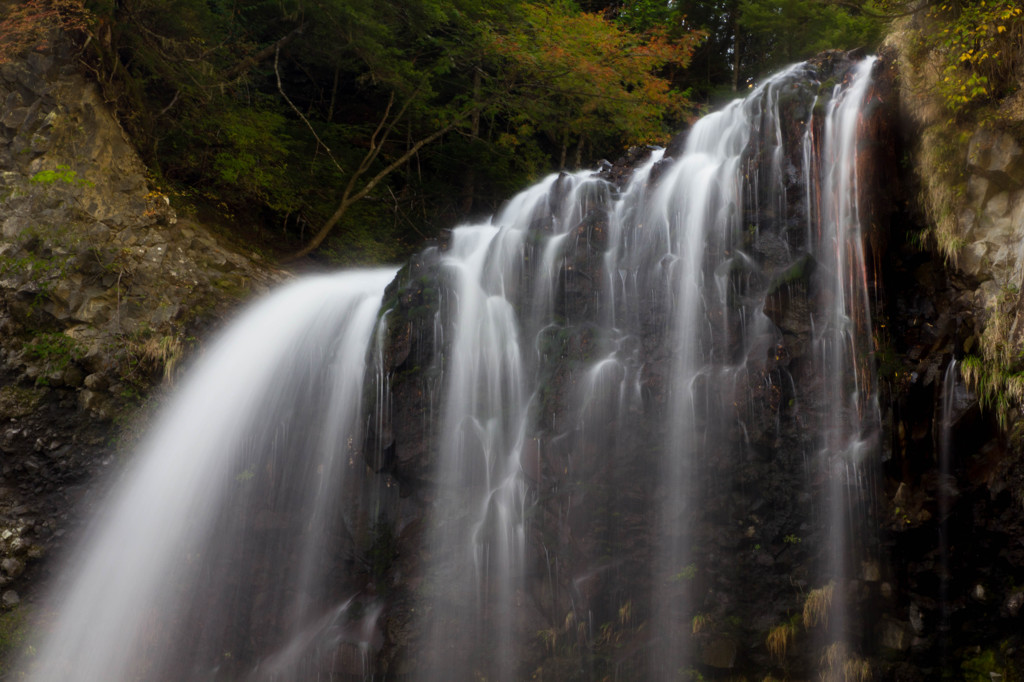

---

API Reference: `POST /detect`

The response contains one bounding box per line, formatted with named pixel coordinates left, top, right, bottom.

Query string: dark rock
left=1, top=590, right=19, bottom=607
left=1, top=558, right=24, bottom=579
left=701, top=637, right=737, bottom=668
left=881, top=618, right=912, bottom=651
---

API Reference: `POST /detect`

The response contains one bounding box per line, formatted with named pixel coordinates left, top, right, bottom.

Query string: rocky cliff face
left=878, top=17, right=1024, bottom=679
left=0, top=40, right=281, bottom=627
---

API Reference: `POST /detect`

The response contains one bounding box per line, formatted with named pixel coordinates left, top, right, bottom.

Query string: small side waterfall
left=19, top=54, right=889, bottom=682
left=935, top=357, right=968, bottom=663
left=938, top=359, right=957, bottom=644
left=25, top=271, right=396, bottom=682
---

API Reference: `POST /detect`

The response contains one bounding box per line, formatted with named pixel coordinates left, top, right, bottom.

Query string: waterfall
left=639, top=64, right=810, bottom=679
left=407, top=54, right=881, bottom=681
left=24, top=270, right=396, bottom=682
left=19, top=55, right=885, bottom=682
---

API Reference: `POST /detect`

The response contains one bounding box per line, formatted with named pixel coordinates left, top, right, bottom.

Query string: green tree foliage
left=65, top=0, right=703, bottom=261
left=594, top=0, right=884, bottom=99
left=926, top=0, right=1024, bottom=114
left=738, top=0, right=882, bottom=77
left=6, top=0, right=893, bottom=262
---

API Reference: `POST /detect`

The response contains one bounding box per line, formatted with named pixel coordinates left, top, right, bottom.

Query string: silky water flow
left=21, top=56, right=882, bottom=681
left=24, top=271, right=397, bottom=682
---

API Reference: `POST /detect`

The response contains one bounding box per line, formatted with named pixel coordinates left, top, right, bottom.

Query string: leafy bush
left=928, top=1, right=1024, bottom=113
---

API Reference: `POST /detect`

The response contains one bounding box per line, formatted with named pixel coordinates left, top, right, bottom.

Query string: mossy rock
left=0, top=385, right=44, bottom=419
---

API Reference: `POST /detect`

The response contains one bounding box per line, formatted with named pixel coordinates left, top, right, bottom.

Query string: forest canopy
left=1, top=0, right=896, bottom=262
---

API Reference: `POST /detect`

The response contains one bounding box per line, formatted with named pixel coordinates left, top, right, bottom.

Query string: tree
left=46, top=0, right=704, bottom=260
left=592, top=0, right=885, bottom=102
left=738, top=0, right=881, bottom=78
left=487, top=3, right=702, bottom=169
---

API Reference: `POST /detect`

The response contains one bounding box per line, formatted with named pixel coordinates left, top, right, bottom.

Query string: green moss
left=23, top=332, right=85, bottom=386
left=671, top=563, right=697, bottom=582
left=213, top=277, right=248, bottom=300
left=29, top=165, right=92, bottom=189
left=0, top=607, right=29, bottom=676
left=962, top=646, right=1013, bottom=682
left=767, top=254, right=814, bottom=296
left=0, top=385, right=45, bottom=419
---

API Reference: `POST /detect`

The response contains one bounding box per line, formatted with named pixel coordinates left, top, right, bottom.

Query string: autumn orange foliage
left=487, top=3, right=704, bottom=152
left=0, top=0, right=91, bottom=64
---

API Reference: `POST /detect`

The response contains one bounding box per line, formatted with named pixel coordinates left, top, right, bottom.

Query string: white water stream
left=26, top=271, right=396, bottom=682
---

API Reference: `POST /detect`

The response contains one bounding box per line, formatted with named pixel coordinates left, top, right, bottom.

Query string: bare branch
left=284, top=105, right=476, bottom=261
left=275, top=46, right=345, bottom=174
left=355, top=89, right=421, bottom=180
left=158, top=89, right=180, bottom=117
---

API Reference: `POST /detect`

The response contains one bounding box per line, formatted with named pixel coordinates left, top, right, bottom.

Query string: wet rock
left=1, top=590, right=19, bottom=607
left=1005, top=591, right=1024, bottom=617
left=78, top=390, right=116, bottom=420
left=881, top=618, right=912, bottom=651
left=83, top=373, right=108, bottom=391
left=0, top=385, right=43, bottom=419
left=701, top=637, right=737, bottom=668
left=62, top=365, right=84, bottom=388
left=1, top=558, right=23, bottom=578
left=909, top=602, right=925, bottom=634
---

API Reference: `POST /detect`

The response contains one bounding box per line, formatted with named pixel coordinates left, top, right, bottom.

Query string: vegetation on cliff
left=882, top=0, right=1024, bottom=419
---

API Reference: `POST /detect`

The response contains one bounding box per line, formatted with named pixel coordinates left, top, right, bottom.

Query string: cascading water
left=417, top=170, right=611, bottom=681
left=23, top=271, right=396, bottom=682
left=406, top=54, right=882, bottom=681
left=937, top=359, right=958, bottom=651
left=934, top=357, right=972, bottom=663
left=631, top=64, right=811, bottom=679
left=806, top=57, right=880, bottom=671
left=19, top=55, right=887, bottom=682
